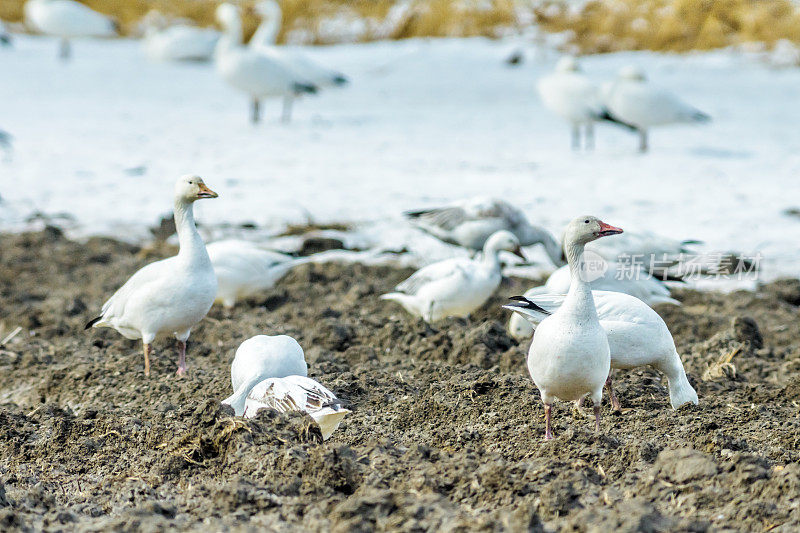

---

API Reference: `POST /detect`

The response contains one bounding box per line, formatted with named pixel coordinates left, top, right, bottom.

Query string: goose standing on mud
left=404, top=198, right=564, bottom=266
left=382, top=230, right=524, bottom=322
left=508, top=262, right=678, bottom=340
left=207, top=239, right=311, bottom=308
left=214, top=3, right=317, bottom=124
left=538, top=56, right=634, bottom=150
left=249, top=0, right=348, bottom=122
left=603, top=66, right=710, bottom=152
left=505, top=216, right=622, bottom=439
left=86, top=175, right=218, bottom=377
left=222, top=335, right=349, bottom=440
left=141, top=10, right=220, bottom=62
left=507, top=291, right=697, bottom=410
left=25, top=0, right=118, bottom=60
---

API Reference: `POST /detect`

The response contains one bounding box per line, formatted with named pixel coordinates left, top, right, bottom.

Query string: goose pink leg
left=544, top=403, right=554, bottom=440
left=143, top=343, right=153, bottom=378
left=176, top=341, right=187, bottom=376
left=605, top=374, right=621, bottom=411
left=593, top=404, right=602, bottom=433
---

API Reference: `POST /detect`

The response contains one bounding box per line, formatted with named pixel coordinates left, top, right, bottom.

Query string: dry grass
left=2, top=0, right=799, bottom=49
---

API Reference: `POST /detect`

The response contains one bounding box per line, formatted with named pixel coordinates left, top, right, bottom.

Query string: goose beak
left=597, top=221, right=623, bottom=237
left=197, top=183, right=218, bottom=199
left=511, top=246, right=526, bottom=260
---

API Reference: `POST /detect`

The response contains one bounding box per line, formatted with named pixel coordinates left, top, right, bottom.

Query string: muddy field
left=1, top=227, right=800, bottom=532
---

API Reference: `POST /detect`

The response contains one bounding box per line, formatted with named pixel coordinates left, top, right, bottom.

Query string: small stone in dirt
left=0, top=481, right=7, bottom=507
left=653, top=448, right=718, bottom=483
left=298, top=237, right=346, bottom=256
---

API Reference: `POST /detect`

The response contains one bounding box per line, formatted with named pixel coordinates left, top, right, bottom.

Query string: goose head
left=215, top=3, right=240, bottom=28
left=555, top=56, right=580, bottom=73
left=484, top=230, right=525, bottom=259
left=255, top=0, right=282, bottom=21
left=175, top=175, right=218, bottom=203
left=564, top=216, right=622, bottom=247
left=618, top=65, right=646, bottom=82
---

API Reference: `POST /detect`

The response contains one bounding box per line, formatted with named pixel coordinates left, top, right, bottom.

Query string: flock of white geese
left=7, top=0, right=710, bottom=145
left=84, top=176, right=699, bottom=440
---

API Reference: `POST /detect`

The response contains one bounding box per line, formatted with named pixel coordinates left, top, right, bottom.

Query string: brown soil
left=1, top=228, right=799, bottom=532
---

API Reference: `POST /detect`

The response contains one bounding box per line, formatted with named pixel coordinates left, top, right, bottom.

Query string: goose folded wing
left=395, top=259, right=469, bottom=295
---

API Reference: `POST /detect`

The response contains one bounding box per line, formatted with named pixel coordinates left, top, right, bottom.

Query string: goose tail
left=310, top=407, right=350, bottom=440
left=85, top=316, right=103, bottom=330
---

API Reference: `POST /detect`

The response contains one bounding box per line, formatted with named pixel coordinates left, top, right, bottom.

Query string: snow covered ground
left=0, top=35, right=798, bottom=285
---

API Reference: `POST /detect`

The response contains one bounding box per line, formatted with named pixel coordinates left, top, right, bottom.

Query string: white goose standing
left=381, top=230, right=524, bottom=322
left=506, top=291, right=698, bottom=410
left=25, top=0, right=117, bottom=60
left=404, top=198, right=564, bottom=266
left=504, top=216, right=622, bottom=439
left=214, top=3, right=317, bottom=124
left=222, top=335, right=349, bottom=440
left=86, top=175, right=218, bottom=377
left=537, top=56, right=634, bottom=150
left=603, top=66, right=710, bottom=152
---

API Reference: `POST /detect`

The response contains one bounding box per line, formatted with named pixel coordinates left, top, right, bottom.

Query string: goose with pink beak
left=505, top=215, right=622, bottom=440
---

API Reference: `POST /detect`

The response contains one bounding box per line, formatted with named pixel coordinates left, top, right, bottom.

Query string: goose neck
left=224, top=372, right=267, bottom=416
left=564, top=240, right=596, bottom=314
left=173, top=198, right=209, bottom=264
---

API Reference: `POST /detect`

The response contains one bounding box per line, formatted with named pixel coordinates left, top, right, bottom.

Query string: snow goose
left=538, top=56, right=634, bottom=150
left=222, top=335, right=348, bottom=440
left=604, top=66, right=710, bottom=152
left=505, top=291, right=698, bottom=410
left=207, top=239, right=310, bottom=308
left=381, top=230, right=524, bottom=322
left=584, top=230, right=701, bottom=276
left=504, top=215, right=622, bottom=439
left=249, top=0, right=348, bottom=122
left=141, top=10, right=220, bottom=62
left=214, top=3, right=317, bottom=124
left=85, top=175, right=218, bottom=377
left=404, top=197, right=565, bottom=266
left=24, top=0, right=117, bottom=60
left=508, top=261, right=678, bottom=340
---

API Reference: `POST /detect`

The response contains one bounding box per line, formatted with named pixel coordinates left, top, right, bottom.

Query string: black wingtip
left=332, top=75, right=348, bottom=86
left=84, top=316, right=102, bottom=330
left=293, top=82, right=318, bottom=95
left=402, top=209, right=428, bottom=219
left=597, top=109, right=638, bottom=132
left=693, top=111, right=711, bottom=123
left=504, top=296, right=552, bottom=315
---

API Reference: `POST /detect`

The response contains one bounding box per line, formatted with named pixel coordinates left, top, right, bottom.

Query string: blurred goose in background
left=222, top=335, right=348, bottom=440
left=207, top=239, right=311, bottom=308
left=141, top=10, right=220, bottom=62
left=583, top=230, right=702, bottom=276
left=508, top=261, right=678, bottom=340
left=506, top=291, right=698, bottom=410
left=505, top=216, right=621, bottom=439
left=404, top=198, right=564, bottom=266
left=0, top=129, right=12, bottom=160
left=25, top=0, right=117, bottom=60
left=538, top=56, right=635, bottom=150
left=85, top=175, right=218, bottom=377
left=382, top=230, right=524, bottom=322
left=0, top=21, right=12, bottom=46
left=248, top=0, right=348, bottom=121
left=603, top=66, right=711, bottom=152
left=214, top=3, right=317, bottom=124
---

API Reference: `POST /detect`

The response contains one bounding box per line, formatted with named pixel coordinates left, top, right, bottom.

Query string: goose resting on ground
left=538, top=56, right=634, bottom=150
left=505, top=216, right=621, bottom=439
left=141, top=10, right=220, bottom=62
left=382, top=230, right=524, bottom=322
left=207, top=239, right=311, bottom=308
left=603, top=66, right=710, bottom=152
left=25, top=0, right=117, bottom=60
left=214, top=3, right=317, bottom=124
left=506, top=291, right=698, bottom=410
left=508, top=261, right=679, bottom=340
left=222, top=335, right=348, bottom=439
left=404, top=198, right=564, bottom=266
left=85, top=175, right=218, bottom=377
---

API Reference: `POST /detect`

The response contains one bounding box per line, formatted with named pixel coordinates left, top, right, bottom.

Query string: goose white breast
left=381, top=230, right=524, bottom=322
left=404, top=197, right=564, bottom=266
left=506, top=291, right=698, bottom=410
left=222, top=335, right=348, bottom=440
left=85, top=175, right=218, bottom=377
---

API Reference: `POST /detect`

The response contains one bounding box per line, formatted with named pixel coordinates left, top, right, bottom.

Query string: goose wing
left=394, top=258, right=470, bottom=295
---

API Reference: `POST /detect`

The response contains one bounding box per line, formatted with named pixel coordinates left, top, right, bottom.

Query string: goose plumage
left=222, top=335, right=348, bottom=440
left=505, top=215, right=622, bottom=439
left=214, top=3, right=317, bottom=124
left=142, top=11, right=220, bottom=62
left=404, top=197, right=564, bottom=266
left=603, top=66, right=711, bottom=152
left=505, top=291, right=698, bottom=410
left=537, top=56, right=634, bottom=150
left=85, top=175, right=218, bottom=377
left=382, top=230, right=524, bottom=322
left=25, top=0, right=117, bottom=60
left=207, top=239, right=310, bottom=308
left=508, top=261, right=678, bottom=340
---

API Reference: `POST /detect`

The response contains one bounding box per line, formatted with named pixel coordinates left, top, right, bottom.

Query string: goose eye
left=584, top=219, right=590, bottom=224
